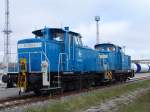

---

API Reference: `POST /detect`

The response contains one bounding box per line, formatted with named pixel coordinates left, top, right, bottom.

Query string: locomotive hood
left=18, top=38, right=42, bottom=44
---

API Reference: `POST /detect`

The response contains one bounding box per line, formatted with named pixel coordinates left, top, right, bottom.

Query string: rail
left=0, top=75, right=150, bottom=110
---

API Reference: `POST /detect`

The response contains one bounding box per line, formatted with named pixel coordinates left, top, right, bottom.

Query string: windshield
left=52, top=32, right=64, bottom=42
left=96, top=46, right=115, bottom=52
left=74, top=36, right=83, bottom=46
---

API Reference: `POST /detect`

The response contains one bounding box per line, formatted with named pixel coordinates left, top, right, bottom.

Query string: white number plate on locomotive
left=99, top=54, right=108, bottom=59
left=18, top=42, right=42, bottom=49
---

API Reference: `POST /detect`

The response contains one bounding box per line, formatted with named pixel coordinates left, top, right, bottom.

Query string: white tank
left=140, top=64, right=149, bottom=73
left=131, top=63, right=149, bottom=73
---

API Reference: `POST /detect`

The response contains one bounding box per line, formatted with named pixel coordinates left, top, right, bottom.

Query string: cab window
left=74, top=36, right=83, bottom=46
left=107, top=47, right=115, bottom=52
left=52, top=32, right=64, bottom=42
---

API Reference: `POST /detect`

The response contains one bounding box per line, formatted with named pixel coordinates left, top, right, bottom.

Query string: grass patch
left=117, top=90, right=150, bottom=112
left=26, top=79, right=150, bottom=112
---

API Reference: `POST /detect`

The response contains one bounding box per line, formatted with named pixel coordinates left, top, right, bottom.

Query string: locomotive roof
left=32, top=28, right=81, bottom=37
left=95, top=43, right=121, bottom=49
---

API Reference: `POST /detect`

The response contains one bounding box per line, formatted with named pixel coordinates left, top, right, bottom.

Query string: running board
left=40, top=87, right=61, bottom=91
left=63, top=72, right=74, bottom=74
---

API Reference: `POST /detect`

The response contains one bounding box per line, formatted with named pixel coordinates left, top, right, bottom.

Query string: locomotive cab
left=16, top=27, right=69, bottom=93
left=95, top=43, right=116, bottom=71
left=95, top=43, right=131, bottom=71
left=4, top=26, right=96, bottom=94
left=95, top=43, right=134, bottom=81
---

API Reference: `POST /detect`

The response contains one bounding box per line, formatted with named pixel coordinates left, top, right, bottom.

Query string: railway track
left=0, top=76, right=150, bottom=110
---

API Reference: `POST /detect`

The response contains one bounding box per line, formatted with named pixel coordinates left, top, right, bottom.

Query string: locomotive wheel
left=7, top=81, right=14, bottom=88
left=2, top=75, right=8, bottom=83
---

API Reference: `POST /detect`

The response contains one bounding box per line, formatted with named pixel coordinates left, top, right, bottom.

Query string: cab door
left=74, top=35, right=84, bottom=72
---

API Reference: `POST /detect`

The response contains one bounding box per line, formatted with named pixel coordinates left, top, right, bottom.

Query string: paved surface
left=0, top=75, right=19, bottom=100
left=134, top=73, right=150, bottom=78
left=0, top=73, right=150, bottom=100
left=0, top=88, right=19, bottom=100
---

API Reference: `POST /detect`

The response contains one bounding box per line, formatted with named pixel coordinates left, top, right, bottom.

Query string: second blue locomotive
left=2, top=27, right=134, bottom=94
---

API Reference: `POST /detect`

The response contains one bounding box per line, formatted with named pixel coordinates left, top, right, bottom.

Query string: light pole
left=95, top=16, right=100, bottom=45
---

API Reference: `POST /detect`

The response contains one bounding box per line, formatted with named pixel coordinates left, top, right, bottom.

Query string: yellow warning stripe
left=107, top=72, right=112, bottom=80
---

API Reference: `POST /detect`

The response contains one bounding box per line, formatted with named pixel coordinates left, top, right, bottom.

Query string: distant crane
left=3, top=0, right=12, bottom=68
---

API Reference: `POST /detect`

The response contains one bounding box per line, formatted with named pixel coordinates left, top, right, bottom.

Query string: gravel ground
left=83, top=87, right=150, bottom=112
left=0, top=73, right=150, bottom=100
left=0, top=99, right=56, bottom=112
left=0, top=73, right=150, bottom=112
left=1, top=83, right=150, bottom=112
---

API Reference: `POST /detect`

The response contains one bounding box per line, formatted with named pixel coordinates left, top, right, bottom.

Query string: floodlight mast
left=3, top=0, right=12, bottom=67
left=95, top=16, right=100, bottom=45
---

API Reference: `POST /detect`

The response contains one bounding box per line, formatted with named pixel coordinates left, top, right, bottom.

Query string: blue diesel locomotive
left=2, top=27, right=134, bottom=94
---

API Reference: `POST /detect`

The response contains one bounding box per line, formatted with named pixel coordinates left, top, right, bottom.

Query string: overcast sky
left=0, top=0, right=150, bottom=61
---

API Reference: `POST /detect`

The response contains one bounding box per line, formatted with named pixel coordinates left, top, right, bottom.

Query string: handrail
left=58, top=53, right=68, bottom=87
left=2, top=49, right=52, bottom=87
left=41, top=50, right=51, bottom=87
left=17, top=51, right=49, bottom=72
left=24, top=51, right=51, bottom=87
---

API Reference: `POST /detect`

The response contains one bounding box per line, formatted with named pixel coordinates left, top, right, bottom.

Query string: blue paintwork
left=95, top=43, right=131, bottom=72
left=17, top=27, right=131, bottom=74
